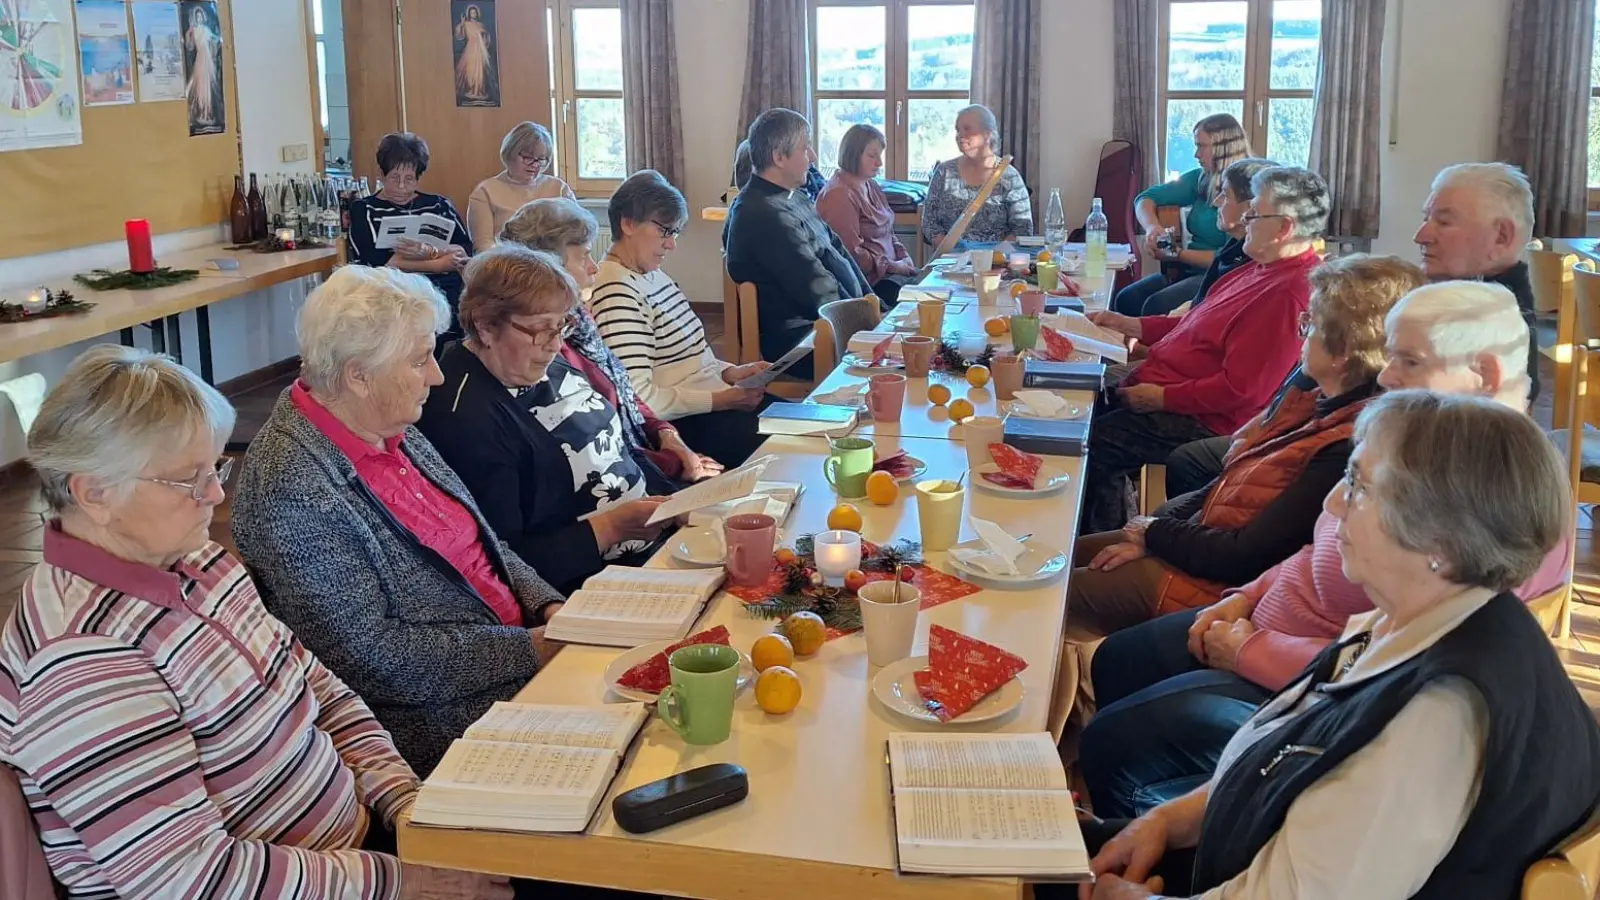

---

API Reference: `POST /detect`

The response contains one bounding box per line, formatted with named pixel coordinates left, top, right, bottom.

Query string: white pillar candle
left=21, top=289, right=47, bottom=314
left=814, top=529, right=862, bottom=586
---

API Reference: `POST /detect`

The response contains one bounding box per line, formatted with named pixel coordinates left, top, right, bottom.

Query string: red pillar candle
left=125, top=219, right=154, bottom=274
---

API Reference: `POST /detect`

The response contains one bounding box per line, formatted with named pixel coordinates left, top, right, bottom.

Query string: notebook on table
left=758, top=402, right=859, bottom=436
left=411, top=702, right=650, bottom=833
left=543, top=566, right=726, bottom=647
left=887, top=732, right=1090, bottom=879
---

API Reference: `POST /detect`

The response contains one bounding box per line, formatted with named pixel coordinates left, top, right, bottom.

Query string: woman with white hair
left=921, top=103, right=1033, bottom=248
left=1061, top=391, right=1600, bottom=900
left=231, top=265, right=567, bottom=778
left=0, top=345, right=505, bottom=900
left=466, top=121, right=575, bottom=247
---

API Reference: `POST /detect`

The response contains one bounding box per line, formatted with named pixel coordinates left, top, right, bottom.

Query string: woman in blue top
left=1113, top=113, right=1253, bottom=316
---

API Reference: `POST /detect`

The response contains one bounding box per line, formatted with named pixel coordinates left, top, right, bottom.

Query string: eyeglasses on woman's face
left=1242, top=211, right=1292, bottom=228
left=652, top=221, right=683, bottom=240
left=517, top=153, right=550, bottom=171
left=507, top=310, right=580, bottom=347
left=140, top=457, right=234, bottom=502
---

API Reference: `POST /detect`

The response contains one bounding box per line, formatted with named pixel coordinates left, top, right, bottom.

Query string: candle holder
left=21, top=289, right=48, bottom=315
left=275, top=228, right=298, bottom=250
left=813, top=530, right=862, bottom=587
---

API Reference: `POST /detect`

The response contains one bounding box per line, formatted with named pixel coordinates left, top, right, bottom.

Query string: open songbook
left=888, top=732, right=1090, bottom=878
left=645, top=454, right=776, bottom=525
left=410, top=702, right=649, bottom=833
left=543, top=565, right=726, bottom=647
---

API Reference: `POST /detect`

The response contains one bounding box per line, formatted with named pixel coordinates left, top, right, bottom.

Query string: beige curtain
left=971, top=0, right=1041, bottom=201
left=737, top=0, right=811, bottom=140
left=1499, top=0, right=1594, bottom=237
left=621, top=0, right=687, bottom=189
left=1308, top=0, right=1385, bottom=237
left=1113, top=0, right=1161, bottom=189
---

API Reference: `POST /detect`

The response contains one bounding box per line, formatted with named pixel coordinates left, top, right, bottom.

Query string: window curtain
left=1112, top=0, right=1161, bottom=189
left=1308, top=0, right=1385, bottom=238
left=736, top=0, right=812, bottom=140
left=971, top=0, right=1041, bottom=201
left=1498, top=0, right=1594, bottom=237
left=621, top=0, right=687, bottom=189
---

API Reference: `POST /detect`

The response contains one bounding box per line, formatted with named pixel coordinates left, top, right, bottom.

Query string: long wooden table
left=0, top=242, right=337, bottom=383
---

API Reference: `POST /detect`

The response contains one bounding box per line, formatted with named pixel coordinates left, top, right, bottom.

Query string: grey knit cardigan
left=230, top=389, right=564, bottom=776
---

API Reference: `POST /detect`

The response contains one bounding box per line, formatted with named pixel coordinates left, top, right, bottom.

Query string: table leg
left=165, top=317, right=183, bottom=364
left=196, top=305, right=215, bottom=384
left=119, top=328, right=134, bottom=347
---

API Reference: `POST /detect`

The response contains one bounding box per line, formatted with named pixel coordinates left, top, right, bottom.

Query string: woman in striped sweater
left=591, top=169, right=774, bottom=466
left=0, top=346, right=504, bottom=900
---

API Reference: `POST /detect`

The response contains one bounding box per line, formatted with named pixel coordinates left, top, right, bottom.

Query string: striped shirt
left=590, top=260, right=730, bottom=419
left=0, top=524, right=418, bottom=900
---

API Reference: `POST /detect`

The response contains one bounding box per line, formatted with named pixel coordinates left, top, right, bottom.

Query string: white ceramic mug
left=858, top=580, right=921, bottom=667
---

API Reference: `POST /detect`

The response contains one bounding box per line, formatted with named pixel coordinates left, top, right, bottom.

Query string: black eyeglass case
left=611, top=763, right=749, bottom=834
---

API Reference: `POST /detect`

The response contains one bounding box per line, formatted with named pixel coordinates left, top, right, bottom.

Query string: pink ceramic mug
left=868, top=373, right=908, bottom=422
left=723, top=513, right=778, bottom=587
left=1020, top=290, right=1046, bottom=317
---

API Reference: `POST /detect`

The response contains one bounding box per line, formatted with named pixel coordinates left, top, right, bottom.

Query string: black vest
left=1192, top=592, right=1600, bottom=898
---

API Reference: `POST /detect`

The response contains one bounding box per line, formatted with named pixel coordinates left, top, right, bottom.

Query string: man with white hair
left=1377, top=279, right=1532, bottom=406
left=1414, top=162, right=1539, bottom=399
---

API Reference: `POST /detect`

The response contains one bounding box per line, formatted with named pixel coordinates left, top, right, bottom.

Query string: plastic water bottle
left=1044, top=188, right=1067, bottom=248
left=1085, top=197, right=1109, bottom=281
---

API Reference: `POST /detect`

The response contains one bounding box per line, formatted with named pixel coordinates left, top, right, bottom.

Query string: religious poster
left=450, top=0, right=498, bottom=108
left=130, top=0, right=181, bottom=101
left=0, top=0, right=84, bottom=152
left=75, top=0, right=132, bottom=106
left=177, top=0, right=220, bottom=134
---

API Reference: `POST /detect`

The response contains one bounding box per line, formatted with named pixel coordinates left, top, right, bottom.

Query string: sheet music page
left=557, top=590, right=700, bottom=624
left=894, top=788, right=1078, bottom=846
left=429, top=740, right=616, bottom=797
left=588, top=565, right=722, bottom=593
left=463, top=702, right=647, bottom=750
left=889, top=733, right=1068, bottom=791
left=646, top=456, right=774, bottom=524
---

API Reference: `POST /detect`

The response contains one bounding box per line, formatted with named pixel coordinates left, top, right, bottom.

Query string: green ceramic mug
left=656, top=644, right=741, bottom=745
left=823, top=436, right=875, bottom=499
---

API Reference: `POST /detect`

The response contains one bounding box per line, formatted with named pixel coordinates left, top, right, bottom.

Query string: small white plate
left=871, top=655, right=1024, bottom=725
left=874, top=453, right=927, bottom=484
left=604, top=640, right=756, bottom=703
left=946, top=539, right=1069, bottom=588
left=1000, top=399, right=1088, bottom=421
left=841, top=352, right=906, bottom=374
left=671, top=526, right=725, bottom=567
left=971, top=461, right=1072, bottom=496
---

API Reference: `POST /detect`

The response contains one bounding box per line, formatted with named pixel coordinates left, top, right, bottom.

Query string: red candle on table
left=125, top=219, right=154, bottom=273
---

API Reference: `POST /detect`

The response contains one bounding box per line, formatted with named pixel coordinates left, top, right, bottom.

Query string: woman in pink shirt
left=816, top=124, right=917, bottom=305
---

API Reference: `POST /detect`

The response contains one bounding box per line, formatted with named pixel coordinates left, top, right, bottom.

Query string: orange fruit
left=927, top=383, right=953, bottom=406
left=948, top=398, right=976, bottom=423
left=966, top=364, right=991, bottom=388
left=827, top=502, right=864, bottom=532
left=751, top=634, right=795, bottom=672
left=984, top=316, right=1009, bottom=337
left=755, top=666, right=802, bottom=714
left=781, top=612, right=827, bottom=656
left=1037, top=249, right=1053, bottom=263
left=865, top=470, right=899, bottom=506
left=991, top=251, right=1007, bottom=267
left=775, top=548, right=797, bottom=566
left=1009, top=281, right=1028, bottom=299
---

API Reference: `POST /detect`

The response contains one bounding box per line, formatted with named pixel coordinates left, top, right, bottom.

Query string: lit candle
left=125, top=219, right=154, bottom=273
left=20, top=289, right=47, bottom=315
left=276, top=227, right=297, bottom=249
left=1009, top=252, right=1030, bottom=274
left=814, top=530, right=862, bottom=586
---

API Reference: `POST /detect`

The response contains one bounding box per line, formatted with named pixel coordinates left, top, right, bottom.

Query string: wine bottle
left=246, top=173, right=267, bottom=240
left=229, top=175, right=251, bottom=244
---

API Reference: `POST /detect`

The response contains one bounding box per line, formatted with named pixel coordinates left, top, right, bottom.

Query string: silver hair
left=28, top=345, right=236, bottom=513
left=499, top=121, right=555, bottom=171
left=1352, top=389, right=1568, bottom=591
left=956, top=103, right=1000, bottom=152
left=747, top=108, right=811, bottom=173
left=1385, top=280, right=1529, bottom=394
left=297, top=265, right=450, bottom=396
left=1431, top=162, right=1536, bottom=245
left=500, top=197, right=598, bottom=253
left=607, top=169, right=688, bottom=235
left=1252, top=166, right=1330, bottom=240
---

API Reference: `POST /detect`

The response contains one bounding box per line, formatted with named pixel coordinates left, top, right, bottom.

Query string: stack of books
left=543, top=566, right=726, bottom=647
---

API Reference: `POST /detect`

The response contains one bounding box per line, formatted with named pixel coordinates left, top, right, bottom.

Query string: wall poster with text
left=0, top=0, right=84, bottom=151
left=130, top=0, right=181, bottom=101
left=76, top=0, right=132, bottom=106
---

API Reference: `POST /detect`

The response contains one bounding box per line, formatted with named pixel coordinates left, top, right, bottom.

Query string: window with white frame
left=548, top=0, right=626, bottom=194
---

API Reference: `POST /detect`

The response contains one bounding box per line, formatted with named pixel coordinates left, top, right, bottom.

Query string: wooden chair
left=1531, top=249, right=1578, bottom=316
left=1139, top=465, right=1168, bottom=516
left=736, top=282, right=812, bottom=399
left=1555, top=264, right=1600, bottom=429
left=1523, top=807, right=1600, bottom=900
left=813, top=297, right=884, bottom=376
left=721, top=263, right=745, bottom=364
left=1562, top=344, right=1600, bottom=642
left=1527, top=582, right=1574, bottom=637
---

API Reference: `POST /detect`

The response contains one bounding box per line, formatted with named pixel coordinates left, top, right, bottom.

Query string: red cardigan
left=1128, top=248, right=1319, bottom=435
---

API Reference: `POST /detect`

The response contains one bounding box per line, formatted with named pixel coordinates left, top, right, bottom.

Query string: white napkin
left=949, top=518, right=1027, bottom=576
left=1010, top=389, right=1078, bottom=419
left=846, top=331, right=903, bottom=358
left=812, top=382, right=867, bottom=408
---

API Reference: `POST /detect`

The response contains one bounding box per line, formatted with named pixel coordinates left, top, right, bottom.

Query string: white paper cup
left=858, top=581, right=921, bottom=667
left=964, top=416, right=1006, bottom=470
left=969, top=248, right=992, bottom=273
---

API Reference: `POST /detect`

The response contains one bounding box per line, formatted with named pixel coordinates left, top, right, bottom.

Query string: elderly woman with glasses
left=591, top=169, right=773, bottom=466
left=1, top=345, right=507, bottom=900
left=921, top=104, right=1033, bottom=249
left=1055, top=392, right=1600, bottom=900
left=466, top=121, right=574, bottom=248
left=417, top=245, right=678, bottom=596
left=231, top=266, right=567, bottom=779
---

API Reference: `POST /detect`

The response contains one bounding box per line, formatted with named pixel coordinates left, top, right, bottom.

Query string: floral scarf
left=563, top=307, right=652, bottom=453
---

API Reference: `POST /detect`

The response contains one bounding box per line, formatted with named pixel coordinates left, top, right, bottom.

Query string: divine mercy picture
left=179, top=0, right=221, bottom=134
left=451, top=0, right=497, bottom=108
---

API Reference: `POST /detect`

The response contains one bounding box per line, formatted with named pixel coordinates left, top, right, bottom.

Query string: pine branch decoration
left=932, top=339, right=997, bottom=374
left=74, top=267, right=200, bottom=291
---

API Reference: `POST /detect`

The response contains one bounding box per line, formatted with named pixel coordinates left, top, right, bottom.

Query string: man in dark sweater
left=724, top=108, right=870, bottom=376
left=1415, top=162, right=1540, bottom=399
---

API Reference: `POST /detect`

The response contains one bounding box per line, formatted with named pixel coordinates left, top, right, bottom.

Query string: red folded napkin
left=982, top=443, right=1043, bottom=490
left=1039, top=327, right=1076, bottom=362
left=914, top=624, right=1028, bottom=721
left=870, top=333, right=896, bottom=367
left=873, top=449, right=915, bottom=479
left=1050, top=277, right=1083, bottom=298
left=616, top=625, right=731, bottom=694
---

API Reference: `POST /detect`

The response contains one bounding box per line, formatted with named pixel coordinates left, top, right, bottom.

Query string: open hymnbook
left=410, top=702, right=649, bottom=833
left=888, top=732, right=1090, bottom=878
left=543, top=565, right=725, bottom=647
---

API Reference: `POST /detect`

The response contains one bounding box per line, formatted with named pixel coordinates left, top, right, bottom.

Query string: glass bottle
left=246, top=173, right=267, bottom=240
left=229, top=175, right=251, bottom=244
left=1044, top=188, right=1066, bottom=248
left=1085, top=197, right=1109, bottom=281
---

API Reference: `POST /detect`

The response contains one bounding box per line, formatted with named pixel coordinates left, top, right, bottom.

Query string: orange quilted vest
left=1154, top=383, right=1374, bottom=615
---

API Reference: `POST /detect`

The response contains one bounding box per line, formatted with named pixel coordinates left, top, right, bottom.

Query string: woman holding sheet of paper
left=417, top=245, right=680, bottom=596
